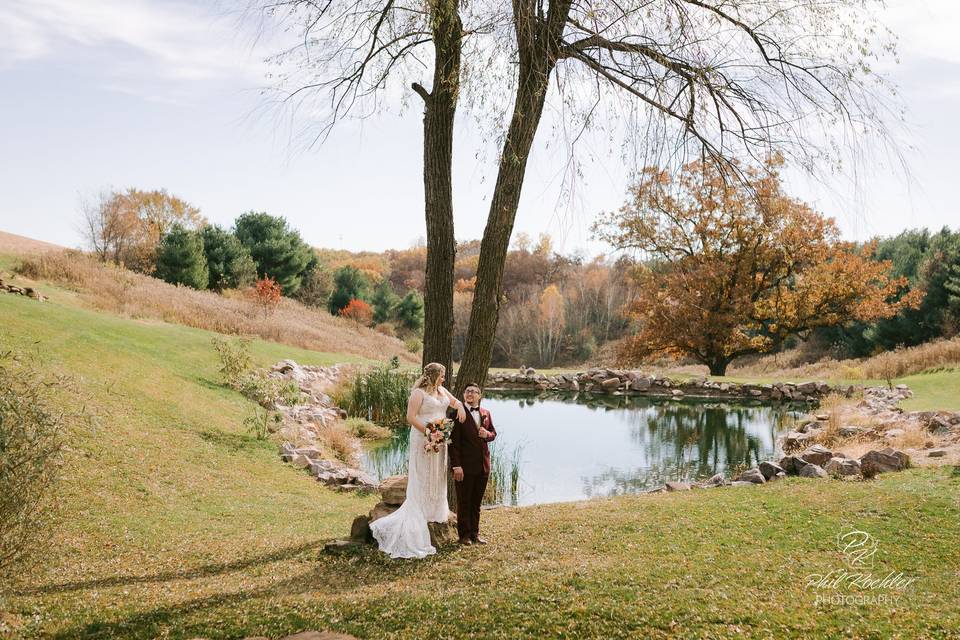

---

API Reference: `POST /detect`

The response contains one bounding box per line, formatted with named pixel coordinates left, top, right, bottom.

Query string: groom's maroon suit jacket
left=448, top=406, right=496, bottom=475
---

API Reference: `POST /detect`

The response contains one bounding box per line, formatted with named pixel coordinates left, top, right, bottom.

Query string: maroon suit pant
left=454, top=473, right=488, bottom=540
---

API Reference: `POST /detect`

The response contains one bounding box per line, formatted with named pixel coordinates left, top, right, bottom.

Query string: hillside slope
left=3, top=246, right=417, bottom=364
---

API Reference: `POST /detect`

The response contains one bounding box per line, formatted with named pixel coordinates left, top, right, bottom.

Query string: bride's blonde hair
left=414, top=362, right=445, bottom=391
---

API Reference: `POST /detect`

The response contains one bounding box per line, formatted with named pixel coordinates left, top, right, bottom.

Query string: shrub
left=405, top=337, right=422, bottom=354
left=334, top=363, right=417, bottom=426
left=244, top=406, right=283, bottom=440
left=249, top=276, right=282, bottom=317
left=212, top=337, right=302, bottom=407
left=321, top=423, right=358, bottom=464
left=212, top=336, right=254, bottom=388
left=0, top=350, right=67, bottom=575
left=340, top=298, right=373, bottom=326
left=375, top=322, right=397, bottom=338
left=344, top=417, right=392, bottom=439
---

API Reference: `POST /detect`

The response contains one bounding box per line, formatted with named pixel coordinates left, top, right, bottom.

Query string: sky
left=0, top=0, right=958, bottom=257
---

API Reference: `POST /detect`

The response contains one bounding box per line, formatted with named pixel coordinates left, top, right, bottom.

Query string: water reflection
left=359, top=391, right=801, bottom=507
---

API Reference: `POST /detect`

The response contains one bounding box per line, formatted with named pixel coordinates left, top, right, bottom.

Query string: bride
left=370, top=362, right=466, bottom=559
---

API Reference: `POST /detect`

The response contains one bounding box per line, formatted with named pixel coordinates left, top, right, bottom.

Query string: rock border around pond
left=486, top=367, right=864, bottom=402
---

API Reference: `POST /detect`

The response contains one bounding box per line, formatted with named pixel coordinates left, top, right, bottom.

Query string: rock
left=748, top=389, right=763, bottom=397
left=860, top=448, right=910, bottom=477
left=427, top=511, right=459, bottom=546
left=350, top=515, right=372, bottom=542
left=758, top=461, right=785, bottom=481
left=798, top=464, right=828, bottom=479
left=799, top=444, right=834, bottom=467
left=797, top=382, right=818, bottom=394
left=814, top=413, right=830, bottom=421
left=883, top=428, right=905, bottom=439
left=368, top=501, right=399, bottom=523
left=665, top=481, right=691, bottom=491
left=630, top=377, right=651, bottom=391
left=928, top=449, right=947, bottom=458
left=825, top=457, right=861, bottom=477
left=778, top=455, right=807, bottom=475
left=379, top=475, right=408, bottom=505
left=600, top=377, right=621, bottom=391
left=671, top=389, right=684, bottom=397
left=784, top=430, right=812, bottom=448
left=736, top=468, right=766, bottom=484
left=839, top=425, right=866, bottom=437
left=291, top=453, right=312, bottom=469
left=697, top=473, right=725, bottom=488
left=730, top=480, right=756, bottom=487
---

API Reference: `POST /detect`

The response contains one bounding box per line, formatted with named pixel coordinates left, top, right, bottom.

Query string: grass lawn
left=2, top=293, right=960, bottom=639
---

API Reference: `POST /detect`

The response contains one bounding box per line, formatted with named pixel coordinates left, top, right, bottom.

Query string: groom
left=448, top=382, right=496, bottom=546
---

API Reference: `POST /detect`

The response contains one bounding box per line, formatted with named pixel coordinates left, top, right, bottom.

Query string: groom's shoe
left=472, top=536, right=488, bottom=545
left=458, top=538, right=473, bottom=546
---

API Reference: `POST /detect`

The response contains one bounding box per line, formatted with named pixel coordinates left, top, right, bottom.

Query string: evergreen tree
left=371, top=279, right=401, bottom=324
left=201, top=225, right=256, bottom=291
left=328, top=266, right=370, bottom=315
left=155, top=224, right=208, bottom=289
left=394, top=290, right=425, bottom=333
left=233, top=212, right=314, bottom=295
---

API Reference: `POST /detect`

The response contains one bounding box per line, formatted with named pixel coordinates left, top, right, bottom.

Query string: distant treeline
left=79, top=187, right=959, bottom=369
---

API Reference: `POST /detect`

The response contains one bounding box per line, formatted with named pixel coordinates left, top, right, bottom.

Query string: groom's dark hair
left=463, top=382, right=482, bottom=393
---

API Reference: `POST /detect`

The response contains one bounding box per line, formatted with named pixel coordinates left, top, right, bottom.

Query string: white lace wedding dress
left=370, top=389, right=450, bottom=559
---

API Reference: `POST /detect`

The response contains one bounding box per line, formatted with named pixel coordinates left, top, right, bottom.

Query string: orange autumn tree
left=593, top=158, right=917, bottom=376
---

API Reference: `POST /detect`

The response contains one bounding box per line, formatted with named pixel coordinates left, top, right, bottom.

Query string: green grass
left=898, top=368, right=960, bottom=411
left=2, top=292, right=960, bottom=639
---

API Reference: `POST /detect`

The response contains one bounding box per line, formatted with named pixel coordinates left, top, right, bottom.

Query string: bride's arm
left=407, top=389, right=428, bottom=434
left=439, top=386, right=467, bottom=423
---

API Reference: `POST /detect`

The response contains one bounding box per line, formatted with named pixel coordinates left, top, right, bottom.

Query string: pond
left=359, top=391, right=803, bottom=507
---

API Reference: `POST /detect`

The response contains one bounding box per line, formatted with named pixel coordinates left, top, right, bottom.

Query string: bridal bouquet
left=423, top=418, right=453, bottom=453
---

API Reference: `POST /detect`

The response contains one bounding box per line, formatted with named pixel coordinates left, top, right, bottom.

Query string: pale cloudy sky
left=0, top=0, right=957, bottom=256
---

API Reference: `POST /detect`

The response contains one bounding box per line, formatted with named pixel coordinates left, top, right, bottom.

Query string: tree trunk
left=453, top=29, right=562, bottom=393
left=707, top=358, right=731, bottom=377
left=417, top=1, right=462, bottom=376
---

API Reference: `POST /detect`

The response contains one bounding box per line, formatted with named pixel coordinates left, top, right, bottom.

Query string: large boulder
left=798, top=464, right=828, bottom=479
left=379, top=475, right=408, bottom=505
left=825, top=457, right=861, bottom=477
left=630, top=377, right=651, bottom=392
left=427, top=511, right=459, bottom=547
left=758, top=461, right=785, bottom=481
left=784, top=430, right=813, bottom=449
left=600, top=377, right=621, bottom=391
left=778, top=455, right=807, bottom=475
left=368, top=501, right=399, bottom=523
left=350, top=515, right=372, bottom=542
left=665, top=481, right=691, bottom=492
left=860, top=448, right=910, bottom=478
left=799, top=444, right=833, bottom=467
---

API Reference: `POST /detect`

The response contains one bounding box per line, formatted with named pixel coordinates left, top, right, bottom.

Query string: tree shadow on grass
left=18, top=540, right=324, bottom=596
left=46, top=546, right=452, bottom=640
left=196, top=428, right=271, bottom=454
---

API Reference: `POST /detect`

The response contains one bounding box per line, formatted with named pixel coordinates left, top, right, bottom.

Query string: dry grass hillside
left=9, top=248, right=419, bottom=364
left=0, top=229, right=67, bottom=254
